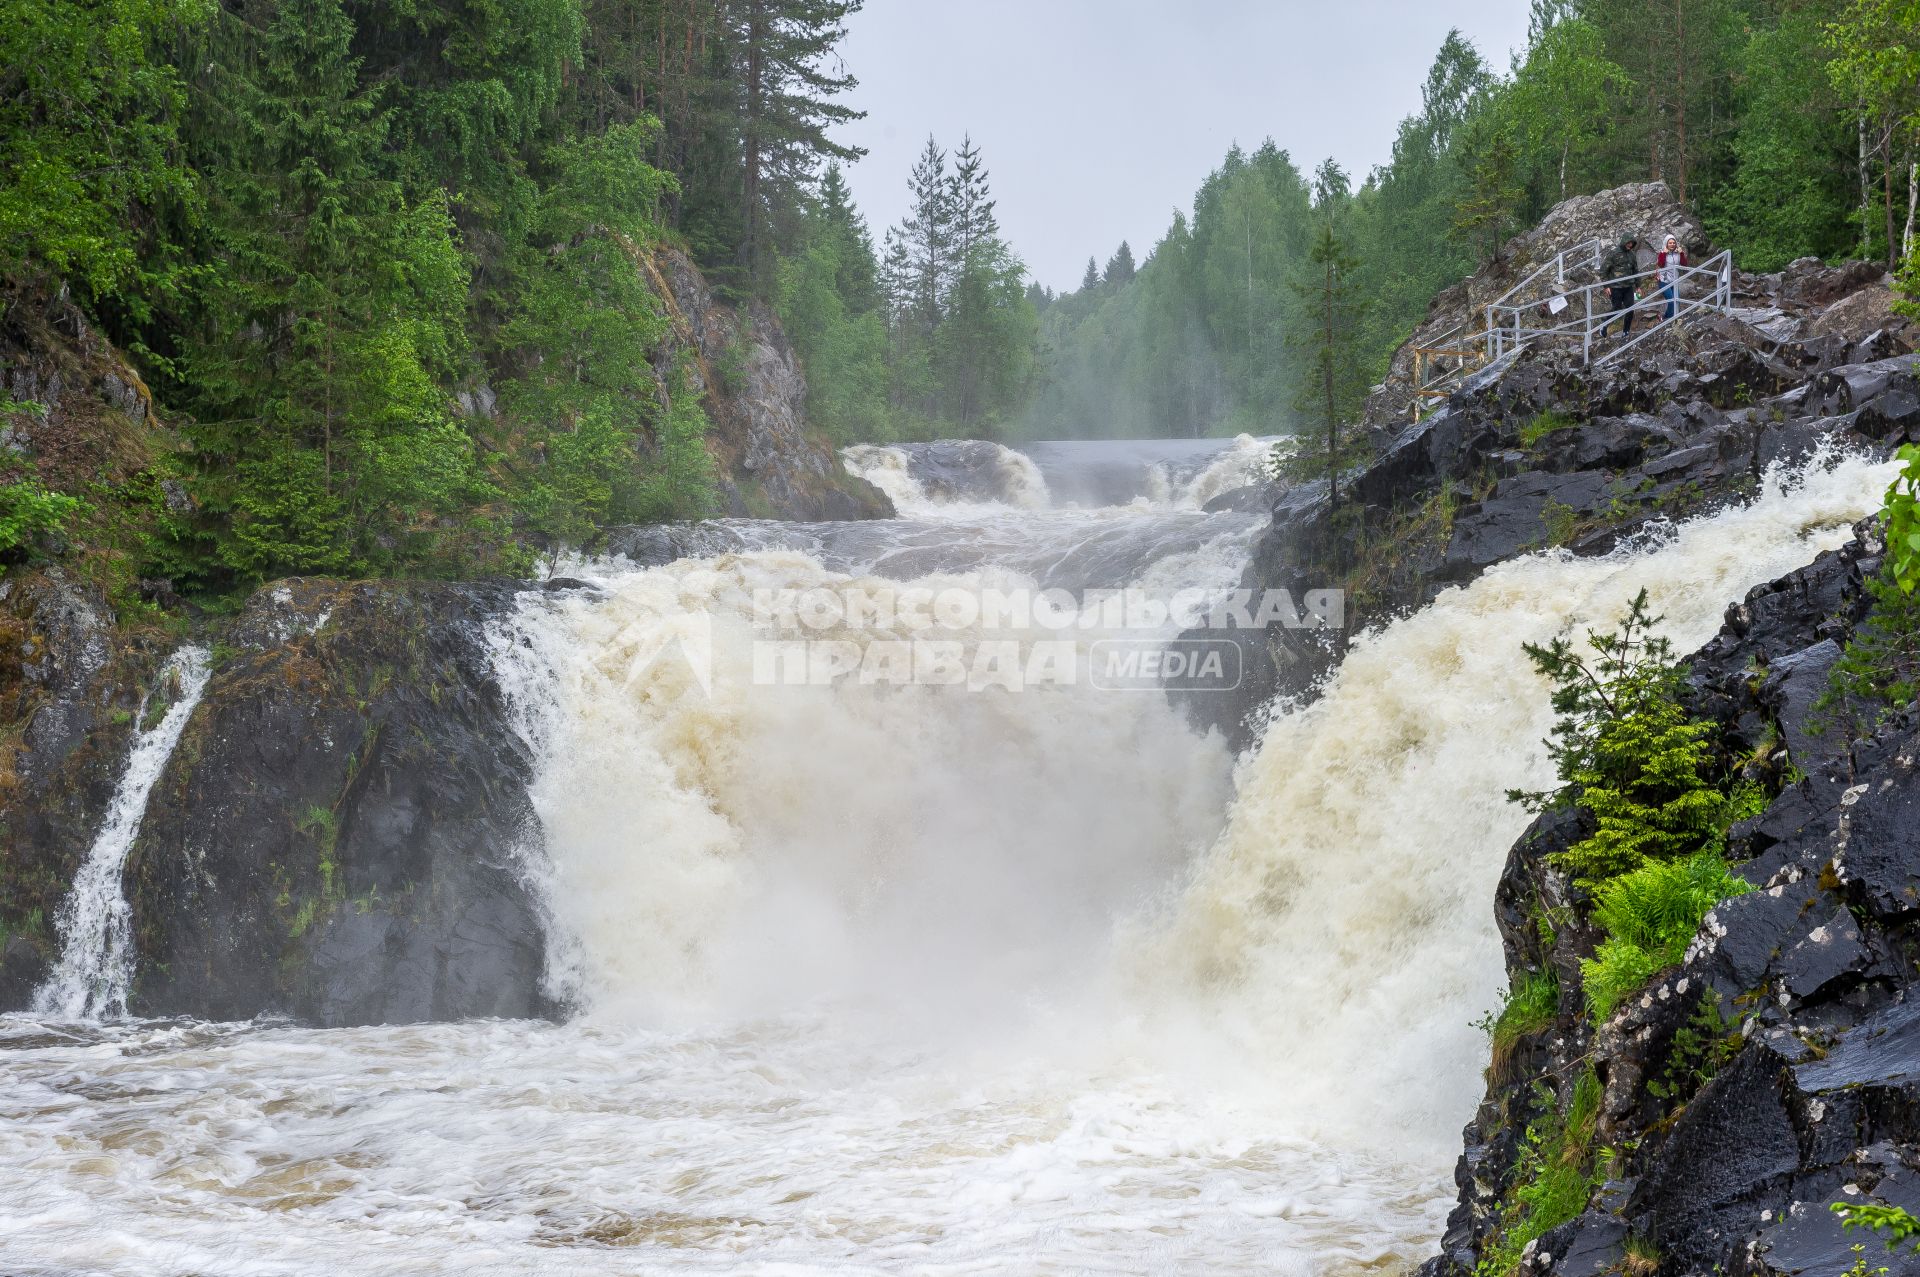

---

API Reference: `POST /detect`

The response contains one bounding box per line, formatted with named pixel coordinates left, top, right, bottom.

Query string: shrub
left=0, top=477, right=86, bottom=558
left=1512, top=590, right=1762, bottom=1023
left=1822, top=559, right=1920, bottom=732
left=1512, top=590, right=1743, bottom=884
left=1581, top=852, right=1752, bottom=1020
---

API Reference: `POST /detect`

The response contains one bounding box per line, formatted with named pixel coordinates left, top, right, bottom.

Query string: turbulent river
left=0, top=438, right=1896, bottom=1276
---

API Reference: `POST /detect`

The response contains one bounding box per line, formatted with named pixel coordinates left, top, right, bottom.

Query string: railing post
left=1583, top=283, right=1592, bottom=364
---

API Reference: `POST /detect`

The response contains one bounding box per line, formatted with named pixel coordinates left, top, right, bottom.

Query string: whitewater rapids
left=0, top=450, right=1893, bottom=1276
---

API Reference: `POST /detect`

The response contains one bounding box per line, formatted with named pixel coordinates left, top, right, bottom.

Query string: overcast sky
left=832, top=1, right=1534, bottom=293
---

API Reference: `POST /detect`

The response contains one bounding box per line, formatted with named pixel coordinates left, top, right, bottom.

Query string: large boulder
left=121, top=579, right=557, bottom=1025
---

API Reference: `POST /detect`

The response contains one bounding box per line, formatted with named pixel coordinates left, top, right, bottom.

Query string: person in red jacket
left=1656, top=235, right=1688, bottom=321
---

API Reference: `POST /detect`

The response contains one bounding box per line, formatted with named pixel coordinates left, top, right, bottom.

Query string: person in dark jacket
left=1600, top=236, right=1641, bottom=337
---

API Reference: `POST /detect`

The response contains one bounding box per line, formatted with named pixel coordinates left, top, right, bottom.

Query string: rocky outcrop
left=0, top=576, right=558, bottom=1026
left=1419, top=519, right=1920, bottom=1277
left=1194, top=181, right=1917, bottom=750
left=646, top=247, right=892, bottom=521
left=1365, top=183, right=1713, bottom=426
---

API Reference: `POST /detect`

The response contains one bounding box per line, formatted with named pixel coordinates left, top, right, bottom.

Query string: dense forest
left=2, top=0, right=875, bottom=593
left=2, top=0, right=1916, bottom=594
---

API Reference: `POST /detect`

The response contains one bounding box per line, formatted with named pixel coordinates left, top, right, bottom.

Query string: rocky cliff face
left=1419, top=514, right=1920, bottom=1277
left=0, top=573, right=558, bottom=1025
left=646, top=247, right=892, bottom=521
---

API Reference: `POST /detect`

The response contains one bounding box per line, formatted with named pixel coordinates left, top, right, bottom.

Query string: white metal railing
left=1408, top=241, right=1603, bottom=418
left=1485, top=239, right=1607, bottom=345
left=1484, top=249, right=1734, bottom=367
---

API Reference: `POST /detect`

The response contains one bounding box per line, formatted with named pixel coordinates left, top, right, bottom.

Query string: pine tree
left=949, top=134, right=1000, bottom=267
left=726, top=0, right=868, bottom=287
left=1104, top=241, right=1136, bottom=287
left=893, top=136, right=953, bottom=332
left=0, top=0, right=203, bottom=310
left=817, top=161, right=880, bottom=313
left=1080, top=256, right=1101, bottom=293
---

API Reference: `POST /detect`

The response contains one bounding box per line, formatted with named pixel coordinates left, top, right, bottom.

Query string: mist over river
left=0, top=441, right=1893, bottom=1276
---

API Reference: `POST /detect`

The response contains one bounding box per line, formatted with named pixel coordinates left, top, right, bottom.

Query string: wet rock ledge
left=1, top=575, right=556, bottom=1025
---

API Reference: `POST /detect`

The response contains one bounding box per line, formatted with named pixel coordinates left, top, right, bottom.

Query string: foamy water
left=0, top=450, right=1890, bottom=1276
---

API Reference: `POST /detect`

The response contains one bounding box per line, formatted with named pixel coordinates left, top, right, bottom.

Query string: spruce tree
left=184, top=0, right=483, bottom=579
left=1104, top=241, right=1136, bottom=287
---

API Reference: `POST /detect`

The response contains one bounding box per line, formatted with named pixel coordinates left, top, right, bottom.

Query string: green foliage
left=1582, top=854, right=1752, bottom=1019
left=1704, top=6, right=1856, bottom=271
left=1513, top=590, right=1731, bottom=879
left=0, top=0, right=209, bottom=309
left=1880, top=445, right=1920, bottom=595
left=1646, top=991, right=1742, bottom=1104
left=1521, top=410, right=1577, bottom=447
left=1481, top=969, right=1560, bottom=1072
left=1476, top=1071, right=1606, bottom=1277
left=1513, top=590, right=1761, bottom=1022
left=1823, top=558, right=1920, bottom=731
left=1280, top=184, right=1371, bottom=502
left=1834, top=1201, right=1920, bottom=1253
left=0, top=477, right=87, bottom=558
left=497, top=119, right=699, bottom=553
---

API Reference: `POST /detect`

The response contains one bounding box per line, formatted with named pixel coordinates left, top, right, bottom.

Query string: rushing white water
left=0, top=452, right=1892, bottom=1276
left=842, top=435, right=1275, bottom=515
left=841, top=441, right=1052, bottom=515
left=33, top=646, right=212, bottom=1021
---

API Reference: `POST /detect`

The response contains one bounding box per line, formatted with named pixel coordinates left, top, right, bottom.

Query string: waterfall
left=34, top=646, right=212, bottom=1020
left=0, top=452, right=1895, bottom=1275
left=841, top=440, right=1053, bottom=514
left=1128, top=450, right=1890, bottom=1154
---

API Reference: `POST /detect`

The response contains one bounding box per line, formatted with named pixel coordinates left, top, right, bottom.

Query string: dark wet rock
left=1777, top=906, right=1872, bottom=1001
left=0, top=569, right=145, bottom=997
left=0, top=935, right=47, bottom=1008
left=1422, top=512, right=1920, bottom=1273
left=1795, top=996, right=1920, bottom=1094
left=125, top=579, right=554, bottom=1026
left=1761, top=639, right=1846, bottom=770
left=1200, top=482, right=1272, bottom=514
left=1528, top=1213, right=1627, bottom=1276
left=1757, top=1191, right=1920, bottom=1277
left=1833, top=740, right=1920, bottom=919
left=1443, top=471, right=1614, bottom=578
left=1638, top=1047, right=1802, bottom=1264
left=1699, top=887, right=1819, bottom=989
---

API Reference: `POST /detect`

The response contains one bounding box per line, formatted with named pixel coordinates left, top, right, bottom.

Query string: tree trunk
left=1885, top=119, right=1899, bottom=268
left=1861, top=108, right=1873, bottom=260
left=1324, top=259, right=1339, bottom=511
left=1673, top=0, right=1687, bottom=206
left=740, top=0, right=766, bottom=280
left=1905, top=153, right=1917, bottom=262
